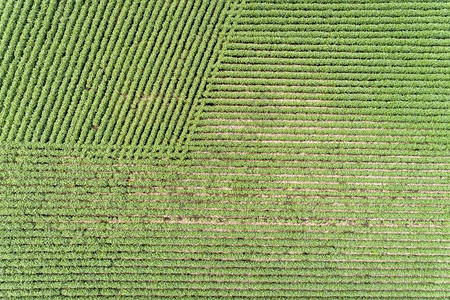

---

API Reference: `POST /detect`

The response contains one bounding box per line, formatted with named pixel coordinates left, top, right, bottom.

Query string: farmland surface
left=0, top=0, right=449, bottom=298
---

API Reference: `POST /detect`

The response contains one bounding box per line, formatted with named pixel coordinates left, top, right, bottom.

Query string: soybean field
left=0, top=0, right=449, bottom=299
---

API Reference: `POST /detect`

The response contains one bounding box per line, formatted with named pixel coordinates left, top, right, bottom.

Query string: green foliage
left=0, top=0, right=449, bottom=298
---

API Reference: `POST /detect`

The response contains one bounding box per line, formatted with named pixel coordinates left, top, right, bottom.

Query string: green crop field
left=0, top=0, right=449, bottom=298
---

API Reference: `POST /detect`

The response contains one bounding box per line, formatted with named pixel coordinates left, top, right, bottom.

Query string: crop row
left=218, top=63, right=449, bottom=74
left=1, top=145, right=449, bottom=171
left=1, top=196, right=446, bottom=215
left=227, top=41, right=449, bottom=54
left=211, top=77, right=449, bottom=89
left=200, top=111, right=450, bottom=126
left=2, top=152, right=449, bottom=178
left=241, top=1, right=448, bottom=11
left=1, top=200, right=446, bottom=220
left=198, top=118, right=450, bottom=130
left=3, top=226, right=447, bottom=246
